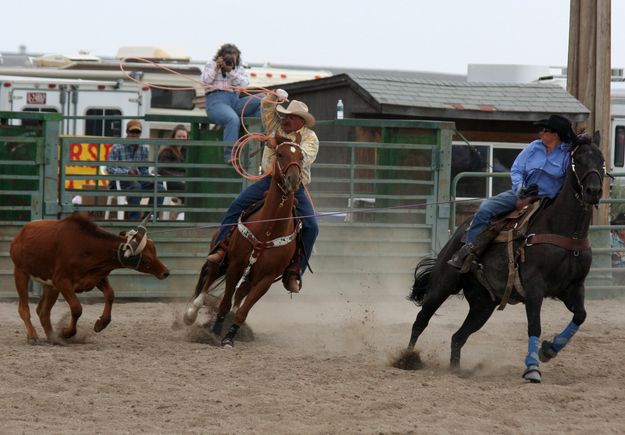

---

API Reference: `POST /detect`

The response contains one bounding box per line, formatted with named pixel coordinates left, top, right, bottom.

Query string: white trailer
left=610, top=82, right=625, bottom=171
left=0, top=74, right=149, bottom=136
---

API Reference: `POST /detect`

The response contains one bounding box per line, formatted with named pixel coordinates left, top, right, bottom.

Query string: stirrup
left=283, top=273, right=301, bottom=293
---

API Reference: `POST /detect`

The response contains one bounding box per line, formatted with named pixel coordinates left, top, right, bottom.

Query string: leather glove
left=518, top=183, right=539, bottom=199
left=275, top=89, right=289, bottom=103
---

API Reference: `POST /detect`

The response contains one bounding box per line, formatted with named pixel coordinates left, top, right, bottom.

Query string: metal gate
left=1, top=112, right=455, bottom=298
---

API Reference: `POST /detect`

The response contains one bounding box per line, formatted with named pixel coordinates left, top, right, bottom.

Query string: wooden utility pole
left=567, top=0, right=611, bottom=224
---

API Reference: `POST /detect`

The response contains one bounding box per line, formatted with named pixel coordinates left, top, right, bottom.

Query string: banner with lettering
left=64, top=142, right=114, bottom=189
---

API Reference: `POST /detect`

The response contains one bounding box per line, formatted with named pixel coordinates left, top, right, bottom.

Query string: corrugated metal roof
left=348, top=72, right=589, bottom=116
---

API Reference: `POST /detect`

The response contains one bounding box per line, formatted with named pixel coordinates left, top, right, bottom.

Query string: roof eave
left=378, top=104, right=590, bottom=122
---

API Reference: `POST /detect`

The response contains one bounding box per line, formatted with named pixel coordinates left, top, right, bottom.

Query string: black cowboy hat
left=534, top=115, right=574, bottom=142
left=611, top=212, right=625, bottom=226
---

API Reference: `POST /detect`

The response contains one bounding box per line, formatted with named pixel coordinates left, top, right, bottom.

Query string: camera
left=223, top=55, right=234, bottom=67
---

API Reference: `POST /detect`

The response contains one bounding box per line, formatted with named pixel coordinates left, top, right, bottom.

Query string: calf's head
left=118, top=215, right=169, bottom=279
left=135, top=239, right=169, bottom=279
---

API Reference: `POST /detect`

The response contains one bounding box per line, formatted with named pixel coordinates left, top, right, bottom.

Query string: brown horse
left=184, top=141, right=304, bottom=346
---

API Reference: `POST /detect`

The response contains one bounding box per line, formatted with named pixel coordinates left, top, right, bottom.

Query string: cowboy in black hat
left=448, top=114, right=575, bottom=272
left=533, top=114, right=576, bottom=144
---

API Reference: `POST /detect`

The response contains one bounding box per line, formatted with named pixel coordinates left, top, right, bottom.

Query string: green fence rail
left=1, top=111, right=455, bottom=299
left=0, top=111, right=62, bottom=222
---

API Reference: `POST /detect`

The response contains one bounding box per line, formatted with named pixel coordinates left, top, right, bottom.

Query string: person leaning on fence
left=447, top=114, right=576, bottom=273
left=158, top=124, right=188, bottom=193
left=205, top=89, right=319, bottom=293
left=610, top=213, right=625, bottom=268
left=201, top=43, right=262, bottom=163
left=107, top=119, right=162, bottom=220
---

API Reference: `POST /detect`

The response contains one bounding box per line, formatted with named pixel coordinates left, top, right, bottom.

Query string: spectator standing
left=611, top=213, right=625, bottom=268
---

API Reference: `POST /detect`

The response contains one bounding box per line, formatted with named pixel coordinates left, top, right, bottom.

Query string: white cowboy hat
left=276, top=100, right=316, bottom=127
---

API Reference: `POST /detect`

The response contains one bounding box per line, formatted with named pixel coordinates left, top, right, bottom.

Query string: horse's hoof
left=62, top=328, right=77, bottom=339
left=183, top=294, right=205, bottom=325
left=538, top=340, right=557, bottom=363
left=392, top=348, right=423, bottom=371
left=522, top=365, right=542, bottom=383
left=222, top=337, right=234, bottom=348
left=94, top=318, right=110, bottom=333
left=27, top=336, right=39, bottom=346
left=183, top=307, right=199, bottom=326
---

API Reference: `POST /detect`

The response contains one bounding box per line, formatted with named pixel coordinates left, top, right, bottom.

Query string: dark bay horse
left=184, top=141, right=304, bottom=347
left=404, top=132, right=604, bottom=382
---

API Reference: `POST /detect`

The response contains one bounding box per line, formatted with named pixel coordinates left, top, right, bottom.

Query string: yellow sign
left=64, top=142, right=114, bottom=189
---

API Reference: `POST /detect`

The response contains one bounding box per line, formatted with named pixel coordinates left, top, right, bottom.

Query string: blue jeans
left=464, top=189, right=518, bottom=244
left=116, top=180, right=164, bottom=220
left=214, top=176, right=319, bottom=274
left=204, top=91, right=262, bottom=162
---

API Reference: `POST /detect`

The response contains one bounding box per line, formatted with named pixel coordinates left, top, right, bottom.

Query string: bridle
left=570, top=143, right=605, bottom=207
left=274, top=141, right=303, bottom=195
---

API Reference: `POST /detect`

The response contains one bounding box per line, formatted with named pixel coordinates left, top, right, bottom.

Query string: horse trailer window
left=615, top=125, right=625, bottom=167
left=151, top=88, right=196, bottom=110
left=21, top=107, right=58, bottom=127
left=85, top=109, right=122, bottom=137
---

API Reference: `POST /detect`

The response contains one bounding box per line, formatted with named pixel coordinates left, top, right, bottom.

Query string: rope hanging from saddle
left=234, top=214, right=302, bottom=291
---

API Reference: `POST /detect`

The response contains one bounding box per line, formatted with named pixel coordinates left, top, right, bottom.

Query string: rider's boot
left=447, top=227, right=499, bottom=273
left=206, top=245, right=225, bottom=265
left=447, top=242, right=475, bottom=272
left=282, top=256, right=302, bottom=293
left=206, top=232, right=231, bottom=265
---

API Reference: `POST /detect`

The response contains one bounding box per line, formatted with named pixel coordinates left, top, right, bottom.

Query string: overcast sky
left=3, top=0, right=624, bottom=74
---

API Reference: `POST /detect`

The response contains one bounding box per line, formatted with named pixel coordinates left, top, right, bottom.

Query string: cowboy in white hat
left=205, top=89, right=320, bottom=293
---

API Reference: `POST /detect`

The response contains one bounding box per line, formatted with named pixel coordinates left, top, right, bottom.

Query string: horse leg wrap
left=551, top=321, right=579, bottom=352
left=222, top=324, right=239, bottom=347
left=524, top=335, right=540, bottom=367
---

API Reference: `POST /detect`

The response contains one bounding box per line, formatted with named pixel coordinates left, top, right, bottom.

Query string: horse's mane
left=65, top=213, right=118, bottom=241
left=573, top=133, right=593, bottom=147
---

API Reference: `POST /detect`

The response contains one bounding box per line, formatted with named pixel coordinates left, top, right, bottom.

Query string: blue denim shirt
left=510, top=139, right=570, bottom=198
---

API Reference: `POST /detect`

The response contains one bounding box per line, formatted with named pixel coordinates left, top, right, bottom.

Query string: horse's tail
left=408, top=257, right=436, bottom=306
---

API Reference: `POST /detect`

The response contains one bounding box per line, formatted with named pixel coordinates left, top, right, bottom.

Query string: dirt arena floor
left=1, top=283, right=625, bottom=434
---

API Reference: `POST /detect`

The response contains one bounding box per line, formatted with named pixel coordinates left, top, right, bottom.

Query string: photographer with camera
left=447, top=114, right=576, bottom=272
left=201, top=43, right=262, bottom=163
